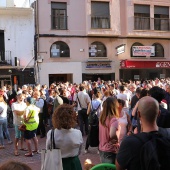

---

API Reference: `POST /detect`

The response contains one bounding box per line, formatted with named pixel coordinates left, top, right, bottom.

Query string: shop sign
left=116, top=44, right=125, bottom=55
left=132, top=46, right=155, bottom=56
left=86, top=63, right=111, bottom=69
left=120, top=60, right=170, bottom=69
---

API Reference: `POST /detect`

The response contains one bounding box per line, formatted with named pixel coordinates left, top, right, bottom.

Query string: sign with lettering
left=132, top=46, right=155, bottom=56
left=120, top=60, right=170, bottom=68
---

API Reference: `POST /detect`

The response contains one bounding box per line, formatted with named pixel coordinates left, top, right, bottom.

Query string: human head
left=117, top=99, right=125, bottom=112
left=79, top=84, right=85, bottom=91
left=52, top=104, right=76, bottom=129
left=100, top=97, right=119, bottom=127
left=138, top=96, right=159, bottom=124
left=0, top=160, right=32, bottom=170
left=148, top=86, right=165, bottom=103
left=26, top=97, right=35, bottom=105
left=119, top=85, right=125, bottom=92
left=139, top=88, right=149, bottom=99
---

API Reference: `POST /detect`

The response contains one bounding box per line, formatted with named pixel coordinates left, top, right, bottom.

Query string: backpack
left=134, top=130, right=170, bottom=170
left=88, top=103, right=100, bottom=126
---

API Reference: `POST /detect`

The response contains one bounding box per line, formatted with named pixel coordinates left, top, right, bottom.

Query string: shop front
left=120, top=60, right=170, bottom=80
left=82, top=60, right=115, bottom=81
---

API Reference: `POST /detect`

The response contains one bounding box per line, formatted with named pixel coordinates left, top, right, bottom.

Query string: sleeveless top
left=117, top=111, right=128, bottom=143
left=25, top=105, right=39, bottom=131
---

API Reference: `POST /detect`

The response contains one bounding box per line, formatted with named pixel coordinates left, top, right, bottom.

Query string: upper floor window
left=50, top=41, right=70, bottom=58
left=91, top=2, right=110, bottom=29
left=154, top=6, right=169, bottom=31
left=51, top=2, right=67, bottom=30
left=134, top=4, right=150, bottom=30
left=131, top=42, right=145, bottom=57
left=152, top=43, right=164, bottom=57
left=89, top=42, right=107, bottom=57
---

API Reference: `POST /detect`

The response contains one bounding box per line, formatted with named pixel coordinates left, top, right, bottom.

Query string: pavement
left=0, top=127, right=100, bottom=170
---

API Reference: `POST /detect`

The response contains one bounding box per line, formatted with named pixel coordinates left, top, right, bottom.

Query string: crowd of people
left=0, top=77, right=170, bottom=169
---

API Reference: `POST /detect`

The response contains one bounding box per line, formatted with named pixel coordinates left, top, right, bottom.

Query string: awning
left=120, top=60, right=170, bottom=69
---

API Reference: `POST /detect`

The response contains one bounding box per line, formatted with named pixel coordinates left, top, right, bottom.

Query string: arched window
left=131, top=42, right=144, bottom=57
left=89, top=42, right=107, bottom=57
left=50, top=41, right=70, bottom=58
left=152, top=43, right=164, bottom=57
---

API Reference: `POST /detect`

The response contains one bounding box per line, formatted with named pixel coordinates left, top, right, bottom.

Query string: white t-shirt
left=46, top=128, right=83, bottom=158
left=12, top=101, right=27, bottom=125
left=0, top=102, right=7, bottom=119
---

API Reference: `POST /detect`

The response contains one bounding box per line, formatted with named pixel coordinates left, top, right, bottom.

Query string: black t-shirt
left=116, top=128, right=170, bottom=170
left=157, top=105, right=170, bottom=128
left=131, top=95, right=139, bottom=110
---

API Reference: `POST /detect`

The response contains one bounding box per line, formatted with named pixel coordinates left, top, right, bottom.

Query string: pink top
left=99, top=117, right=118, bottom=152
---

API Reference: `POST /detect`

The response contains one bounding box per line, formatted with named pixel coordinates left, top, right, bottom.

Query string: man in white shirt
left=75, top=84, right=91, bottom=136
left=12, top=93, right=27, bottom=156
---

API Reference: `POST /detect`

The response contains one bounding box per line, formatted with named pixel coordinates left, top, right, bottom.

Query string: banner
left=132, top=46, right=155, bottom=56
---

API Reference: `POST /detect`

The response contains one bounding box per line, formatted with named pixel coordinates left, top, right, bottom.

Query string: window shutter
left=51, top=2, right=66, bottom=9
left=154, top=6, right=169, bottom=15
left=134, top=4, right=150, bottom=14
left=91, top=2, right=109, bottom=17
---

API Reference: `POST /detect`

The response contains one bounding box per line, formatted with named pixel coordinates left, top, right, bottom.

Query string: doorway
left=49, top=74, right=73, bottom=85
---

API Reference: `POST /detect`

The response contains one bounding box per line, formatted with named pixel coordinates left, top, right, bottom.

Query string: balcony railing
left=134, top=16, right=170, bottom=31
left=134, top=16, right=150, bottom=30
left=91, top=16, right=110, bottom=29
left=153, top=18, right=170, bottom=31
left=0, top=51, right=12, bottom=65
left=51, top=16, right=68, bottom=30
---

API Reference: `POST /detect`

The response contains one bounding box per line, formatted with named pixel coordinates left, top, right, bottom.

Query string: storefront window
left=89, top=42, right=107, bottom=57
left=131, top=42, right=144, bottom=57
left=151, top=43, right=164, bottom=57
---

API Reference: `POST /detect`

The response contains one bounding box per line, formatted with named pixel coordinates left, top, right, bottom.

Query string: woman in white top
left=0, top=89, right=12, bottom=149
left=117, top=99, right=132, bottom=144
left=46, top=104, right=83, bottom=170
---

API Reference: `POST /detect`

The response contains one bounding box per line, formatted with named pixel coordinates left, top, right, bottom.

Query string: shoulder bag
left=41, top=129, right=63, bottom=170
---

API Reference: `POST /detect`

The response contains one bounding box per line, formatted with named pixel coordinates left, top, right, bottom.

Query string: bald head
left=138, top=96, right=159, bottom=123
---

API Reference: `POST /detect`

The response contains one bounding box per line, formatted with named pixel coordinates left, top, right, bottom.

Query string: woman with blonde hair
left=0, top=89, right=12, bottom=149
left=99, top=97, right=119, bottom=164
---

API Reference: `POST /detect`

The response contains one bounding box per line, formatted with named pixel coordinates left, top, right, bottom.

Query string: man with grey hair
left=116, top=96, right=170, bottom=170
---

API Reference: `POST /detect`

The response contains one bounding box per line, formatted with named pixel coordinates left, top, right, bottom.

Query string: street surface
left=0, top=127, right=100, bottom=170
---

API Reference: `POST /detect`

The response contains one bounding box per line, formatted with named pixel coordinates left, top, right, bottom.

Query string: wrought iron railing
left=91, top=16, right=110, bottom=29
left=153, top=18, right=170, bottom=31
left=0, top=51, right=12, bottom=65
left=134, top=16, right=150, bottom=30
left=51, top=16, right=68, bottom=30
left=134, top=16, right=170, bottom=31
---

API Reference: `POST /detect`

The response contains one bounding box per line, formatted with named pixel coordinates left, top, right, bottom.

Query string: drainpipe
left=34, top=0, right=40, bottom=83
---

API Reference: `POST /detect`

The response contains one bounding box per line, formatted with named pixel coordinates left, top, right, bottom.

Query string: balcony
left=134, top=16, right=170, bottom=31
left=91, top=16, right=110, bottom=29
left=51, top=16, right=68, bottom=30
left=0, top=51, right=12, bottom=65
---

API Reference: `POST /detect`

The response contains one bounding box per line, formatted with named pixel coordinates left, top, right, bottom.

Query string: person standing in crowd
left=84, top=91, right=102, bottom=153
left=46, top=104, right=83, bottom=170
left=117, top=99, right=132, bottom=144
left=11, top=93, right=27, bottom=156
left=164, top=84, right=170, bottom=112
left=116, top=96, right=170, bottom=170
left=99, top=97, right=119, bottom=164
left=0, top=89, right=12, bottom=149
left=148, top=86, right=170, bottom=128
left=24, top=97, right=40, bottom=157
left=33, top=91, right=46, bottom=138
left=75, top=84, right=91, bottom=136
left=116, top=85, right=129, bottom=114
left=53, top=89, right=63, bottom=112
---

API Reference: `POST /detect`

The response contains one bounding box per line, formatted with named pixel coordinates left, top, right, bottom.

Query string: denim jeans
left=99, top=150, right=116, bottom=164
left=78, top=109, right=88, bottom=136
left=0, top=118, right=11, bottom=145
